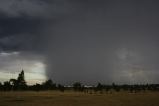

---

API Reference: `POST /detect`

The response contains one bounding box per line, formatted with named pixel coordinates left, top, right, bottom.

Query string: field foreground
left=0, top=91, right=159, bottom=106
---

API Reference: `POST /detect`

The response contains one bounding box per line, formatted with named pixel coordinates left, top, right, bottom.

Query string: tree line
left=0, top=70, right=159, bottom=93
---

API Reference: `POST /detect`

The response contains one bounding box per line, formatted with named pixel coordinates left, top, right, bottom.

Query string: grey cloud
left=0, top=0, right=83, bottom=19
left=0, top=0, right=51, bottom=17
left=0, top=0, right=159, bottom=84
left=0, top=51, right=45, bottom=73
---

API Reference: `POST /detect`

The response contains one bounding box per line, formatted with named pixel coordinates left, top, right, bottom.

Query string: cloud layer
left=0, top=0, right=159, bottom=84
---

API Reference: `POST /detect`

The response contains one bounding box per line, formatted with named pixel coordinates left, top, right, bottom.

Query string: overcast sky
left=0, top=0, right=159, bottom=85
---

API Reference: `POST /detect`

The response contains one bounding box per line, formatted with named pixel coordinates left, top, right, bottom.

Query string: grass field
left=0, top=91, right=159, bottom=106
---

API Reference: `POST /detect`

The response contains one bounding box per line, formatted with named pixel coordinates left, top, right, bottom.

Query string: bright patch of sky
left=0, top=51, right=47, bottom=85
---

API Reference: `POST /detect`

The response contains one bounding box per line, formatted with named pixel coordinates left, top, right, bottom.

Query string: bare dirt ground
left=0, top=91, right=159, bottom=106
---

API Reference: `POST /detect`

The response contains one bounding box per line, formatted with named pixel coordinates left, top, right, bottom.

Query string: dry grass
left=0, top=91, right=159, bottom=106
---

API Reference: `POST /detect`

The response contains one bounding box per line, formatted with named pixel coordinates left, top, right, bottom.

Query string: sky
left=0, top=0, right=159, bottom=85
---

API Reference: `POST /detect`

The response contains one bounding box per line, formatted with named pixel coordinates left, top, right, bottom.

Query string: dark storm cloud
left=0, top=16, right=44, bottom=52
left=1, top=0, right=159, bottom=84
left=0, top=0, right=52, bottom=17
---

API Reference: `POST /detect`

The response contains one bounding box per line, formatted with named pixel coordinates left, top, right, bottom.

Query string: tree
left=10, top=78, right=18, bottom=90
left=112, top=82, right=120, bottom=92
left=9, top=70, right=27, bottom=90
left=42, top=79, right=56, bottom=90
left=58, top=84, right=65, bottom=92
left=95, top=83, right=104, bottom=94
left=3, top=81, right=11, bottom=91
left=96, top=83, right=103, bottom=90
left=0, top=82, right=2, bottom=91
left=17, top=70, right=26, bottom=84
left=17, top=70, right=27, bottom=90
left=32, top=83, right=42, bottom=91
left=73, top=82, right=83, bottom=91
left=105, top=85, right=111, bottom=93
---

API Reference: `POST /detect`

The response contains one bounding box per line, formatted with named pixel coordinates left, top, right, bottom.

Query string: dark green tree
left=9, top=70, right=27, bottom=90
left=42, top=79, right=56, bottom=90
left=58, top=84, right=65, bottom=92
left=17, top=70, right=26, bottom=84
left=73, top=82, right=83, bottom=91
left=0, top=82, right=2, bottom=91
left=10, top=78, right=18, bottom=90
left=32, top=83, right=42, bottom=91
left=3, top=81, right=11, bottom=91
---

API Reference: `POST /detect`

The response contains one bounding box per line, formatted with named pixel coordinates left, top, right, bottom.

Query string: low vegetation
left=0, top=91, right=159, bottom=106
left=0, top=70, right=159, bottom=93
left=1, top=70, right=159, bottom=106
